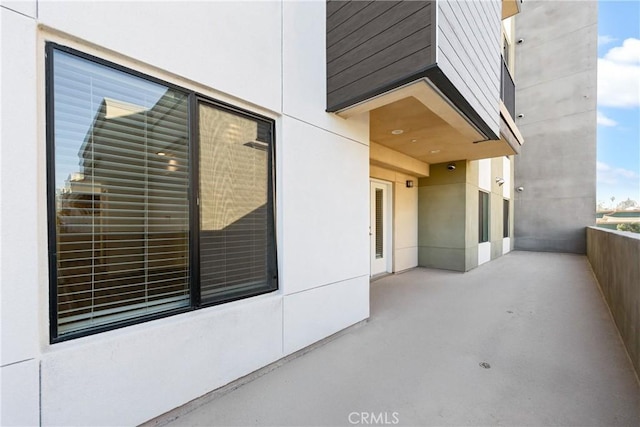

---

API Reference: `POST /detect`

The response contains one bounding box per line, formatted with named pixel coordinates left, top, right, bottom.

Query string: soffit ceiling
left=370, top=96, right=516, bottom=164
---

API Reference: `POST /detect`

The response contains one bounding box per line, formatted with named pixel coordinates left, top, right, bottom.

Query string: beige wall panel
left=395, top=247, right=419, bottom=273
left=370, top=165, right=396, bottom=182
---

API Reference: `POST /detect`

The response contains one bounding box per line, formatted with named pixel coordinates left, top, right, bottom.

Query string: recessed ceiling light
left=391, top=129, right=404, bottom=135
left=410, top=139, right=418, bottom=143
left=430, top=150, right=441, bottom=154
left=157, top=152, right=166, bottom=156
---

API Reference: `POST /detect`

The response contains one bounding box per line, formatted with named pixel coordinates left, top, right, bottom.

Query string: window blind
left=52, top=49, right=190, bottom=336
left=198, top=103, right=273, bottom=303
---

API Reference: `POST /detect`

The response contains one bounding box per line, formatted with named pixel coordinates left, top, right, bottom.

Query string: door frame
left=370, top=179, right=393, bottom=276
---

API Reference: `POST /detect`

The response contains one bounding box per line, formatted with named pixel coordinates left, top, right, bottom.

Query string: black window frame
left=46, top=43, right=278, bottom=342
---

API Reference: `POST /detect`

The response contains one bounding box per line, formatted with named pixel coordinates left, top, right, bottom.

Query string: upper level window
left=503, top=35, right=510, bottom=67
left=47, top=44, right=277, bottom=341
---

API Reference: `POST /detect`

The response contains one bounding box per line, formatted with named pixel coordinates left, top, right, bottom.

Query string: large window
left=479, top=191, right=489, bottom=243
left=47, top=44, right=277, bottom=341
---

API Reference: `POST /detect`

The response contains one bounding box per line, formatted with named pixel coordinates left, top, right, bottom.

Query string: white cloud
left=598, top=35, right=617, bottom=47
left=605, top=38, right=640, bottom=64
left=597, top=163, right=640, bottom=203
left=597, top=161, right=640, bottom=186
left=597, top=111, right=618, bottom=127
left=598, top=38, right=640, bottom=108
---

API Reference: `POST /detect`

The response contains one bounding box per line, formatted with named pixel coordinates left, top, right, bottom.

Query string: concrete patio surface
left=157, top=251, right=640, bottom=426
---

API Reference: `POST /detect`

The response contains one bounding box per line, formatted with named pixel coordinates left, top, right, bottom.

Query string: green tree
left=617, top=223, right=640, bottom=233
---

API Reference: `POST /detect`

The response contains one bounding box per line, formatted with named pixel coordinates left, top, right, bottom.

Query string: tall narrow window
left=479, top=191, right=489, bottom=243
left=503, top=199, right=510, bottom=238
left=49, top=47, right=190, bottom=338
left=197, top=101, right=277, bottom=305
left=375, top=188, right=384, bottom=259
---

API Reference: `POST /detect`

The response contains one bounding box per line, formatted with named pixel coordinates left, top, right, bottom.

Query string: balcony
left=147, top=251, right=640, bottom=426
left=327, top=1, right=525, bottom=174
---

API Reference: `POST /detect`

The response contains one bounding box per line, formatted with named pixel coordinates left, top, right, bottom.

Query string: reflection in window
left=52, top=49, right=190, bottom=336
left=198, top=103, right=275, bottom=304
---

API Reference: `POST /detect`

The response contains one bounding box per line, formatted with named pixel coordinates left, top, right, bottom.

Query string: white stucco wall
left=478, top=242, right=492, bottom=266
left=478, top=158, right=492, bottom=192
left=0, top=2, right=371, bottom=425
left=503, top=156, right=512, bottom=254
left=1, top=6, right=41, bottom=427
left=503, top=156, right=511, bottom=199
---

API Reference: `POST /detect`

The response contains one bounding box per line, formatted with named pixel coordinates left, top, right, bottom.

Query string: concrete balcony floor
left=162, top=252, right=640, bottom=426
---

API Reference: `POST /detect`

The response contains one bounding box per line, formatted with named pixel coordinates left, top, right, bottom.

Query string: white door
left=370, top=180, right=392, bottom=276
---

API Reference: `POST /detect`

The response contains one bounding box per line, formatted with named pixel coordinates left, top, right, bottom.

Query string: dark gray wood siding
left=326, top=1, right=435, bottom=111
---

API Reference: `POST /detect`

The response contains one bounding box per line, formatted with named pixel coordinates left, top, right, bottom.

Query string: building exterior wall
left=436, top=0, right=502, bottom=137
left=418, top=162, right=468, bottom=271
left=514, top=0, right=597, bottom=253
left=418, top=156, right=513, bottom=272
left=0, top=1, right=571, bottom=425
left=0, top=2, right=370, bottom=425
left=326, top=1, right=505, bottom=144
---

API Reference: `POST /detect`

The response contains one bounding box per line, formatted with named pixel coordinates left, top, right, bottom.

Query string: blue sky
left=597, top=0, right=640, bottom=207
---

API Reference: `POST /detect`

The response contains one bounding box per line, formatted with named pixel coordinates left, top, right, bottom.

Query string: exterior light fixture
left=496, top=177, right=505, bottom=186
left=406, top=180, right=414, bottom=188
left=517, top=186, right=524, bottom=192
left=391, top=129, right=404, bottom=135
left=157, top=152, right=166, bottom=156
